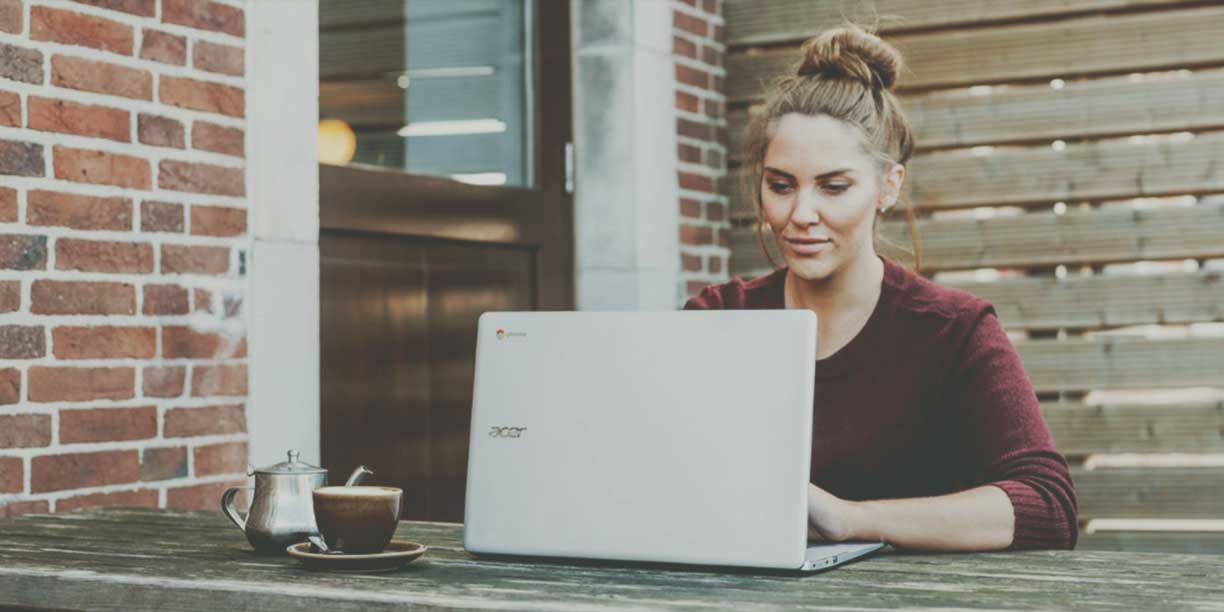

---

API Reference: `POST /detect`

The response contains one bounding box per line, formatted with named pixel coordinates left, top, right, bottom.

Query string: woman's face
left=760, top=113, right=901, bottom=282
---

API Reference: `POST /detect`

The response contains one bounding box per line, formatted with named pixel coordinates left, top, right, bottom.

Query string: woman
left=685, top=25, right=1077, bottom=551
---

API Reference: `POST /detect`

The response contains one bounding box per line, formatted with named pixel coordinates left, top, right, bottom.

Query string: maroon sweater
left=684, top=257, right=1077, bottom=550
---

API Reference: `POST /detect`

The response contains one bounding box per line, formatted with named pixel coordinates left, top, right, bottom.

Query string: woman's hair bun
left=796, top=25, right=902, bottom=91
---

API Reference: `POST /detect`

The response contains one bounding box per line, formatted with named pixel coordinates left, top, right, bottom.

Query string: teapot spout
left=344, top=465, right=373, bottom=486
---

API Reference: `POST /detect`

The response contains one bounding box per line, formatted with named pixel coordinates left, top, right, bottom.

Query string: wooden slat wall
left=724, top=0, right=1224, bottom=553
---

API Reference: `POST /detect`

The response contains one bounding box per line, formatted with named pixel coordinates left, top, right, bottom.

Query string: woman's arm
left=807, top=482, right=1015, bottom=551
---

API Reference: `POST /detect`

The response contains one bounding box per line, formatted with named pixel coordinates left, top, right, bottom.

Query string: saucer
left=286, top=540, right=428, bottom=572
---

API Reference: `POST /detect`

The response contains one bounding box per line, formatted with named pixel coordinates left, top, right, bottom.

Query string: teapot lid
left=255, top=450, right=327, bottom=475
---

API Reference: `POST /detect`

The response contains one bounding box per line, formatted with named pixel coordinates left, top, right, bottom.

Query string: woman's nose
left=790, top=188, right=822, bottom=225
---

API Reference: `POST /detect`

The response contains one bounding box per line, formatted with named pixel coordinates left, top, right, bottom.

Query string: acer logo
left=489, top=426, right=527, bottom=438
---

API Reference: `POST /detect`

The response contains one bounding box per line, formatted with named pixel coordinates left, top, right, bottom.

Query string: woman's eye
left=767, top=182, right=792, bottom=194
left=823, top=183, right=850, bottom=194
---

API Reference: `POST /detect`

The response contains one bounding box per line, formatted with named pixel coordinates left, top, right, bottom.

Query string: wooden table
left=0, top=509, right=1221, bottom=610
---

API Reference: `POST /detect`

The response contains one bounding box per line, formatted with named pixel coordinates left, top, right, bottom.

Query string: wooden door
left=318, top=0, right=572, bottom=521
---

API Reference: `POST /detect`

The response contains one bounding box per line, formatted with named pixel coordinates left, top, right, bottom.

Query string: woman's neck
left=785, top=251, right=885, bottom=316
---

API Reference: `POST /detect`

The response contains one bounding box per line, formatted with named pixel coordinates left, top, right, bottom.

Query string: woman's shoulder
left=883, top=259, right=996, bottom=328
left=683, top=267, right=786, bottom=310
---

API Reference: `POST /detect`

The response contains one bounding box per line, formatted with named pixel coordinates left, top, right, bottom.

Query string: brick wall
left=673, top=0, right=729, bottom=300
left=0, top=0, right=248, bottom=517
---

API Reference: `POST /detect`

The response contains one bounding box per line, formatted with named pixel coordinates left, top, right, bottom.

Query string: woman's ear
left=878, top=163, right=905, bottom=212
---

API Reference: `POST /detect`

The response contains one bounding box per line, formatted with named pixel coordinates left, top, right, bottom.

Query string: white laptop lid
left=464, top=310, right=817, bottom=570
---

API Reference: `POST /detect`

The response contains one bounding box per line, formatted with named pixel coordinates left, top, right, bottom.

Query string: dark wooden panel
left=1043, top=401, right=1224, bottom=455
left=724, top=0, right=1196, bottom=46
left=731, top=201, right=1224, bottom=275
left=725, top=5, right=1224, bottom=100
left=1078, top=530, right=1224, bottom=555
left=948, top=271, right=1224, bottom=330
left=1074, top=467, right=1224, bottom=519
left=1017, top=336, right=1224, bottom=393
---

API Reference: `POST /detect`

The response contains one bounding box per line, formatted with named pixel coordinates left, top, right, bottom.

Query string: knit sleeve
left=682, top=285, right=723, bottom=310
left=949, top=307, right=1079, bottom=550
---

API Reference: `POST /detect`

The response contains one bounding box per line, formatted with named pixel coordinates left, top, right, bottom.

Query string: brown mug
left=312, top=486, right=402, bottom=554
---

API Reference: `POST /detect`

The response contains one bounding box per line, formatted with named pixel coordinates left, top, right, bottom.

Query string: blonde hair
left=742, top=24, right=921, bottom=273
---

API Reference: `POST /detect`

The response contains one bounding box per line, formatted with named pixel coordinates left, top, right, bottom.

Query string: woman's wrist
left=845, top=500, right=882, bottom=543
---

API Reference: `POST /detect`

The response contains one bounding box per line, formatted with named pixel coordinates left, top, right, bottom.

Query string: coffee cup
left=312, top=486, right=402, bottom=554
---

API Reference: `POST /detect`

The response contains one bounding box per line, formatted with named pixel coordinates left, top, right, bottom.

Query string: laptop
left=463, top=310, right=885, bottom=573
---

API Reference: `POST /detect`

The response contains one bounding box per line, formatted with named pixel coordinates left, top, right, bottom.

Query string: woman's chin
left=784, top=254, right=837, bottom=281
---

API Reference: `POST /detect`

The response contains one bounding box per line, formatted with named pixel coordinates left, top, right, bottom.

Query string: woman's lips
left=785, top=236, right=831, bottom=256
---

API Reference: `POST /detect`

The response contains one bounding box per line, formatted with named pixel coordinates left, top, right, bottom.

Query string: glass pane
left=318, top=0, right=532, bottom=187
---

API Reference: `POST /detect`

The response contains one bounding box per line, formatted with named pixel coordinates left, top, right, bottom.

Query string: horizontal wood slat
left=724, top=0, right=1195, bottom=47
left=725, top=5, right=1224, bottom=100
left=1077, top=530, right=1224, bottom=555
left=1017, top=336, right=1224, bottom=393
left=1043, top=401, right=1224, bottom=455
left=725, top=70, right=1224, bottom=155
left=1073, top=467, right=1224, bottom=519
left=946, top=271, right=1224, bottom=330
left=730, top=201, right=1224, bottom=275
left=728, top=126, right=1224, bottom=214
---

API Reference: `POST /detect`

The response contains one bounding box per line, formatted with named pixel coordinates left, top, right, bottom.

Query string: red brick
left=679, top=171, right=714, bottom=192
left=0, top=0, right=20, bottom=34
left=0, top=325, right=45, bottom=358
left=167, top=479, right=244, bottom=511
left=60, top=406, right=156, bottom=444
left=0, top=500, right=49, bottom=518
left=31, top=280, right=134, bottom=315
left=53, top=326, right=156, bottom=359
left=0, top=280, right=17, bottom=312
left=143, top=284, right=189, bottom=315
left=140, top=200, right=184, bottom=233
left=72, top=0, right=156, bottom=18
left=702, top=98, right=723, bottom=119
left=0, top=139, right=45, bottom=176
left=0, top=234, right=48, bottom=270
left=163, top=0, right=244, bottom=37
left=165, top=404, right=246, bottom=438
left=140, top=446, right=187, bottom=481
left=51, top=55, right=152, bottom=100
left=56, top=239, right=154, bottom=273
left=0, top=187, right=14, bottom=222
left=194, top=441, right=247, bottom=476
left=675, top=91, right=699, bottom=113
left=708, top=255, right=723, bottom=274
left=678, top=118, right=710, bottom=141
left=58, top=488, right=157, bottom=512
left=673, top=36, right=697, bottom=59
left=714, top=24, right=724, bottom=44
left=0, top=42, right=44, bottom=85
left=139, top=28, right=186, bottom=65
left=137, top=114, right=185, bottom=148
left=193, top=40, right=243, bottom=76
left=192, top=364, right=247, bottom=397
left=702, top=0, right=718, bottom=14
left=680, top=198, right=703, bottom=219
left=160, top=76, right=243, bottom=117
left=678, top=143, right=702, bottom=164
left=161, top=244, right=229, bottom=275
left=190, top=205, right=245, bottom=236
left=194, top=288, right=212, bottom=312
left=191, top=121, right=243, bottom=157
left=682, top=253, right=702, bottom=272
left=706, top=201, right=726, bottom=222
left=0, top=91, right=18, bottom=127
left=27, top=190, right=133, bottom=231
left=143, top=365, right=185, bottom=397
left=53, top=146, right=151, bottom=189
left=159, top=160, right=244, bottom=196
left=0, top=368, right=18, bottom=404
left=680, top=224, right=713, bottom=245
left=705, top=148, right=724, bottom=169
left=163, top=326, right=246, bottom=359
left=28, top=366, right=134, bottom=402
left=30, top=449, right=138, bottom=493
left=717, top=228, right=731, bottom=248
left=0, top=414, right=51, bottom=449
left=0, top=456, right=20, bottom=493
left=673, top=10, right=707, bottom=36
left=702, top=45, right=722, bottom=67
left=31, top=6, right=134, bottom=56
left=676, top=64, right=708, bottom=89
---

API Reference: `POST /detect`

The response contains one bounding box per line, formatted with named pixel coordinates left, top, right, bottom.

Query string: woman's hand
left=806, top=483, right=863, bottom=542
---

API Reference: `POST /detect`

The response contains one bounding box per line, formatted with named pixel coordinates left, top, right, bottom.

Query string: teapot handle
left=221, top=486, right=253, bottom=532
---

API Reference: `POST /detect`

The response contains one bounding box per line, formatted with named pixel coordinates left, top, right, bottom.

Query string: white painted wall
left=245, top=0, right=321, bottom=468
left=572, top=0, right=681, bottom=311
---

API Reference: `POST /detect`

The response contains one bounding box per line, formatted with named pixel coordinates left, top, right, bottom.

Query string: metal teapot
left=221, top=450, right=372, bottom=554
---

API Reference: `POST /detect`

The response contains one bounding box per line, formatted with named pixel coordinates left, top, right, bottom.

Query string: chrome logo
left=496, top=329, right=505, bottom=340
